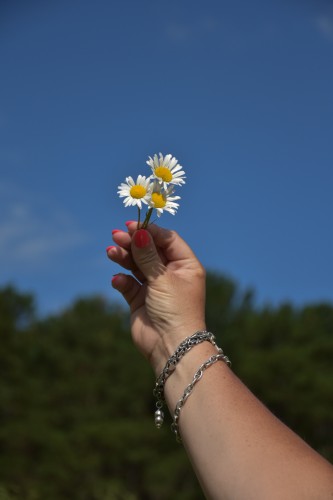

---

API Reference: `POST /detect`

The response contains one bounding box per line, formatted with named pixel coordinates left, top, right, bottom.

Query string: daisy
left=117, top=175, right=152, bottom=209
left=147, top=153, right=186, bottom=189
left=149, top=182, right=181, bottom=217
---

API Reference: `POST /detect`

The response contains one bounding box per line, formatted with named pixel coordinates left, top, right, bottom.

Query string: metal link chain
left=171, top=352, right=231, bottom=442
left=153, top=331, right=219, bottom=429
left=154, top=331, right=218, bottom=402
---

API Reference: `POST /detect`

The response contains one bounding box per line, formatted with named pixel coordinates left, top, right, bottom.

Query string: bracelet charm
left=154, top=408, right=164, bottom=429
left=152, top=330, right=231, bottom=435
left=153, top=331, right=219, bottom=429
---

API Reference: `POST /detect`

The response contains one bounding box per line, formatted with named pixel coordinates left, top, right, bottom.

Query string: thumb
left=131, top=229, right=166, bottom=282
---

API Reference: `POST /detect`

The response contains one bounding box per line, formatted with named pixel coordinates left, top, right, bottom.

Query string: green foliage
left=205, top=273, right=333, bottom=460
left=0, top=278, right=332, bottom=498
left=0, top=285, right=35, bottom=336
left=0, top=289, right=203, bottom=500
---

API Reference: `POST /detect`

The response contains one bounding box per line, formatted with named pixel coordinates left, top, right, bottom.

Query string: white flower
left=117, top=175, right=152, bottom=209
left=149, top=182, right=181, bottom=217
left=147, top=153, right=186, bottom=189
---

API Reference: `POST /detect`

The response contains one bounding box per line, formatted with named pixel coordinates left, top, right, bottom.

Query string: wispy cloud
left=0, top=181, right=86, bottom=269
left=166, top=21, right=192, bottom=43
left=316, top=14, right=333, bottom=41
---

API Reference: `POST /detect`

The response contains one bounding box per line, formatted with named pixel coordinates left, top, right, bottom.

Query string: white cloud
left=0, top=182, right=86, bottom=269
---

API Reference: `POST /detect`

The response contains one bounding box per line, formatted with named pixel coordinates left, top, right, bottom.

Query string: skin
left=107, top=223, right=333, bottom=500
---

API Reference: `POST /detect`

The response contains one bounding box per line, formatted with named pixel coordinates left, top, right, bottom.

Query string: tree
left=0, top=278, right=332, bottom=499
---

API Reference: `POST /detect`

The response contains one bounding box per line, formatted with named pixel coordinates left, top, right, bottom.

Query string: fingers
left=108, top=222, right=201, bottom=286
left=131, top=229, right=167, bottom=282
left=111, top=229, right=132, bottom=250
left=107, top=245, right=145, bottom=283
left=107, top=245, right=131, bottom=267
left=127, top=222, right=200, bottom=266
left=109, top=225, right=166, bottom=280
left=111, top=273, right=144, bottom=312
left=150, top=226, right=199, bottom=263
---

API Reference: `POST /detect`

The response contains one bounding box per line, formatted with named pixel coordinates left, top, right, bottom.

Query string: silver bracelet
left=171, top=351, right=231, bottom=443
left=153, top=330, right=219, bottom=429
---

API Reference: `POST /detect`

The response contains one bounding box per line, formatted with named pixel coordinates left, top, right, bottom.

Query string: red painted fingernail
left=111, top=274, right=121, bottom=285
left=125, top=220, right=136, bottom=227
left=106, top=245, right=115, bottom=253
left=112, top=229, right=121, bottom=235
left=133, top=229, right=150, bottom=248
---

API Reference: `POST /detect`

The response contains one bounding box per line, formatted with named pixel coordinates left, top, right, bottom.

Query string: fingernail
left=111, top=274, right=121, bottom=285
left=112, top=229, right=121, bottom=235
left=133, top=229, right=150, bottom=248
left=106, top=245, right=115, bottom=253
left=125, top=220, right=136, bottom=227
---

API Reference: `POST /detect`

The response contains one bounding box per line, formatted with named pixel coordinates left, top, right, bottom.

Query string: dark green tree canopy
left=0, top=277, right=332, bottom=499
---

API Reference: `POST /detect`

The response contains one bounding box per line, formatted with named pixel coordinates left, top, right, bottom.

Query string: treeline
left=0, top=274, right=332, bottom=499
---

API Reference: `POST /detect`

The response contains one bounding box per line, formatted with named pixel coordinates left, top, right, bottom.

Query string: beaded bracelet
left=153, top=330, right=222, bottom=429
left=172, top=351, right=231, bottom=442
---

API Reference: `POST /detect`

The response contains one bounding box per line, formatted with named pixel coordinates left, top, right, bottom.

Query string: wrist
left=150, top=324, right=207, bottom=376
left=153, top=337, right=228, bottom=437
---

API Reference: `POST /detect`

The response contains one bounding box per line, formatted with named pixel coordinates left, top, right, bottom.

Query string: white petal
left=171, top=178, right=185, bottom=185
left=171, top=165, right=183, bottom=174
left=126, top=176, right=135, bottom=186
left=169, top=157, right=178, bottom=169
left=146, top=157, right=154, bottom=169
left=164, top=154, right=172, bottom=166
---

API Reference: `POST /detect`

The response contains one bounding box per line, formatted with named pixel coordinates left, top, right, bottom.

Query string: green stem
left=141, top=208, right=153, bottom=229
left=137, top=206, right=141, bottom=228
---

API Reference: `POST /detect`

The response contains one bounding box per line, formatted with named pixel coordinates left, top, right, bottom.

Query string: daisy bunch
left=117, top=153, right=185, bottom=228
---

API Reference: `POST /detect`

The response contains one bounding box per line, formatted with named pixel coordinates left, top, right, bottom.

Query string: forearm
left=163, top=342, right=333, bottom=500
left=109, top=226, right=333, bottom=499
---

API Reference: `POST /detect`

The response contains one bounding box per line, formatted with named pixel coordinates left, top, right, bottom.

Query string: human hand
left=107, top=223, right=206, bottom=374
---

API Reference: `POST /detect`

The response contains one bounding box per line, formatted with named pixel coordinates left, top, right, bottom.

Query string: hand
left=107, top=223, right=206, bottom=374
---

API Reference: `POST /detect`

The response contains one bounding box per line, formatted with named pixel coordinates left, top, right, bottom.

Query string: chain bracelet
left=153, top=331, right=219, bottom=429
left=154, top=331, right=218, bottom=402
left=171, top=351, right=231, bottom=442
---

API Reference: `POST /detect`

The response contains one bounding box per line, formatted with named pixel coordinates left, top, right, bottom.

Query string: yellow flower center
left=151, top=192, right=166, bottom=208
left=130, top=185, right=146, bottom=199
left=154, top=166, right=172, bottom=183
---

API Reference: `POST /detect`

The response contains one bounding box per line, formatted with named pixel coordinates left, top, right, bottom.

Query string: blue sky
left=1, top=0, right=332, bottom=315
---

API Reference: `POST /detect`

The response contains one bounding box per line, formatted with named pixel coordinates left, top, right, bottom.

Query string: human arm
left=107, top=223, right=333, bottom=500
